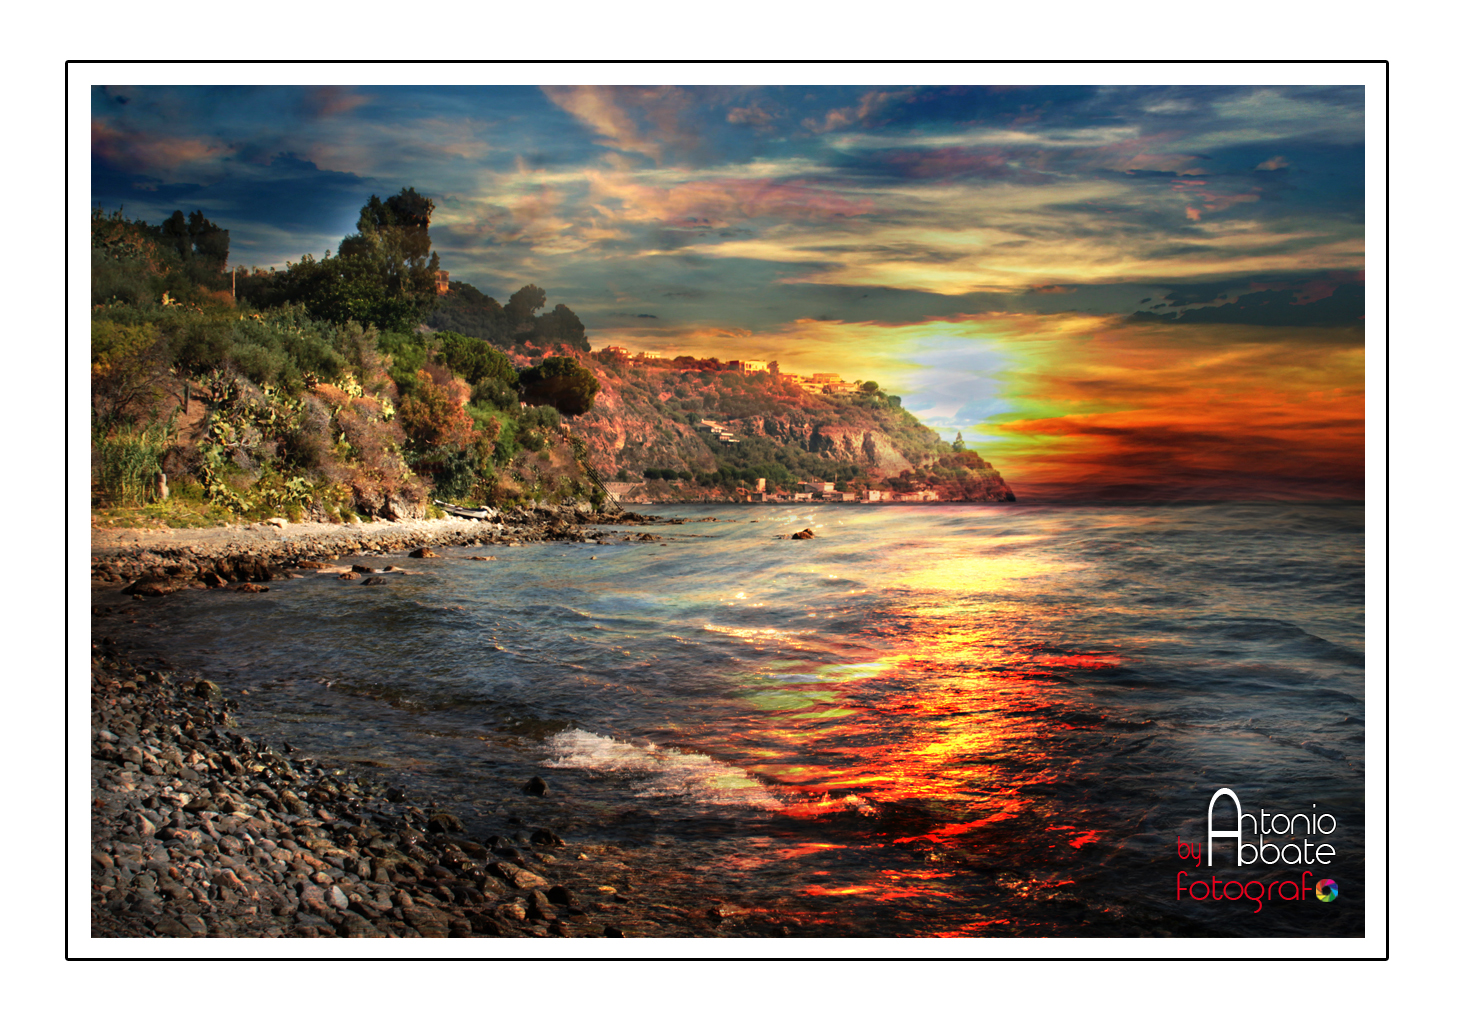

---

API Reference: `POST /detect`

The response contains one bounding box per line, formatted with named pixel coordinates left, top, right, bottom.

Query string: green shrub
left=94, top=420, right=171, bottom=506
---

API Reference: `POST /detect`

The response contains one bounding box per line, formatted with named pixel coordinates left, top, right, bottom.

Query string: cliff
left=566, top=355, right=1015, bottom=503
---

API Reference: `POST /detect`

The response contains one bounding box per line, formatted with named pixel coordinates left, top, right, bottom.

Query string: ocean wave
left=541, top=728, right=785, bottom=810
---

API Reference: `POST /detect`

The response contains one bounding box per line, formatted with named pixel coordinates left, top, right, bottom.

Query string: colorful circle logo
left=1316, top=879, right=1338, bottom=902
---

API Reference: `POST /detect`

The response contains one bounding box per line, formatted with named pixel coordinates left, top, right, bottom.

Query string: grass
left=91, top=493, right=241, bottom=530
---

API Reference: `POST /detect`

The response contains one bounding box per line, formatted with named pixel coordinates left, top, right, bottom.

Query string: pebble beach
left=88, top=507, right=776, bottom=941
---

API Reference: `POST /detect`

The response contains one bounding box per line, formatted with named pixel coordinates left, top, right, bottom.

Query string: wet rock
left=522, top=776, right=549, bottom=797
left=296, top=560, right=332, bottom=570
left=490, top=862, right=550, bottom=890
left=546, top=885, right=575, bottom=907
left=530, top=827, right=565, bottom=848
left=337, top=572, right=359, bottom=581
left=234, top=582, right=269, bottom=593
left=360, top=577, right=388, bottom=587
left=427, top=811, right=464, bottom=833
left=408, top=548, right=439, bottom=558
left=351, top=565, right=377, bottom=574
left=790, top=528, right=815, bottom=540
left=402, top=905, right=449, bottom=938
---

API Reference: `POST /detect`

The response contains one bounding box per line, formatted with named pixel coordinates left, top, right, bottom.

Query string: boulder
left=790, top=528, right=815, bottom=540
left=521, top=776, right=549, bottom=797
left=408, top=548, right=439, bottom=559
left=235, top=582, right=269, bottom=593
left=361, top=577, right=388, bottom=587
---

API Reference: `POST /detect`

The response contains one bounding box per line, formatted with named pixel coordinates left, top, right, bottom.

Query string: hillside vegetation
left=89, top=190, right=1012, bottom=527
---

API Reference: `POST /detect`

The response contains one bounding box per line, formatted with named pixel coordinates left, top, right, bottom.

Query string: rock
left=521, top=776, right=549, bottom=797
left=545, top=885, right=575, bottom=907
left=360, top=577, right=388, bottom=586
left=603, top=925, right=625, bottom=937
left=154, top=916, right=192, bottom=937
left=408, top=548, right=439, bottom=558
left=426, top=812, right=464, bottom=833
left=402, top=905, right=449, bottom=938
left=337, top=572, right=359, bottom=581
left=265, top=518, right=289, bottom=529
left=202, top=573, right=228, bottom=588
left=351, top=565, right=377, bottom=574
left=234, top=582, right=269, bottom=593
left=296, top=560, right=331, bottom=570
left=790, top=528, right=815, bottom=540
left=530, top=827, right=565, bottom=848
left=327, top=885, right=350, bottom=911
left=490, top=862, right=550, bottom=890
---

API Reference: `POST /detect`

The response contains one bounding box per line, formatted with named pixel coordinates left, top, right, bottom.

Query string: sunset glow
left=90, top=79, right=1366, bottom=500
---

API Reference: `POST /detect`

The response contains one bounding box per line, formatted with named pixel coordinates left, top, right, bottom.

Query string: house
left=434, top=270, right=450, bottom=295
left=602, top=345, right=632, bottom=358
left=604, top=482, right=643, bottom=502
left=728, top=359, right=768, bottom=373
left=797, top=481, right=836, bottom=494
left=635, top=350, right=663, bottom=361
left=863, top=490, right=886, bottom=502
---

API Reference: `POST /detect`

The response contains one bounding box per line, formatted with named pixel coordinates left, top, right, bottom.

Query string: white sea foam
left=542, top=728, right=784, bottom=810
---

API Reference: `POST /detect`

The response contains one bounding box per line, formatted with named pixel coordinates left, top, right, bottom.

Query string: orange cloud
left=91, top=119, right=227, bottom=173
left=586, top=172, right=873, bottom=229
left=541, top=85, right=699, bottom=164
left=972, top=316, right=1365, bottom=500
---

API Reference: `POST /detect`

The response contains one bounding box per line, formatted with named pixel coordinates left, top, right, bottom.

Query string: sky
left=90, top=78, right=1369, bottom=501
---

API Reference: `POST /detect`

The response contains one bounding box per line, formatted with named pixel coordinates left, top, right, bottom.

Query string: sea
left=94, top=501, right=1366, bottom=938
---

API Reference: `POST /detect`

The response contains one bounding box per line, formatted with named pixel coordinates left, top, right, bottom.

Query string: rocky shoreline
left=90, top=505, right=668, bottom=586
left=89, top=643, right=648, bottom=938
left=89, top=505, right=797, bottom=940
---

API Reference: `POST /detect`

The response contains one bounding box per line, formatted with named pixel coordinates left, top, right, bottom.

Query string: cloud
left=727, top=103, right=778, bottom=129
left=301, top=86, right=373, bottom=119
left=969, top=314, right=1364, bottom=500
left=585, top=171, right=874, bottom=229
left=540, top=85, right=700, bottom=164
left=1257, top=155, right=1290, bottom=171
left=91, top=119, right=230, bottom=175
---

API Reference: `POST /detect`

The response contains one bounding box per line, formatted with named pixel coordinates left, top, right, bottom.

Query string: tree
left=952, top=431, right=966, bottom=452
left=535, top=303, right=589, bottom=352
left=438, top=331, right=519, bottom=388
left=333, top=187, right=442, bottom=322
left=506, top=285, right=547, bottom=324
left=860, top=380, right=879, bottom=393
left=154, top=209, right=230, bottom=272
left=518, top=355, right=601, bottom=417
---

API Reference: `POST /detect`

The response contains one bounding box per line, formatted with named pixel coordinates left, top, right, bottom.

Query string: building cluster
left=784, top=481, right=939, bottom=503
left=695, top=419, right=740, bottom=445
left=599, top=348, right=866, bottom=397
